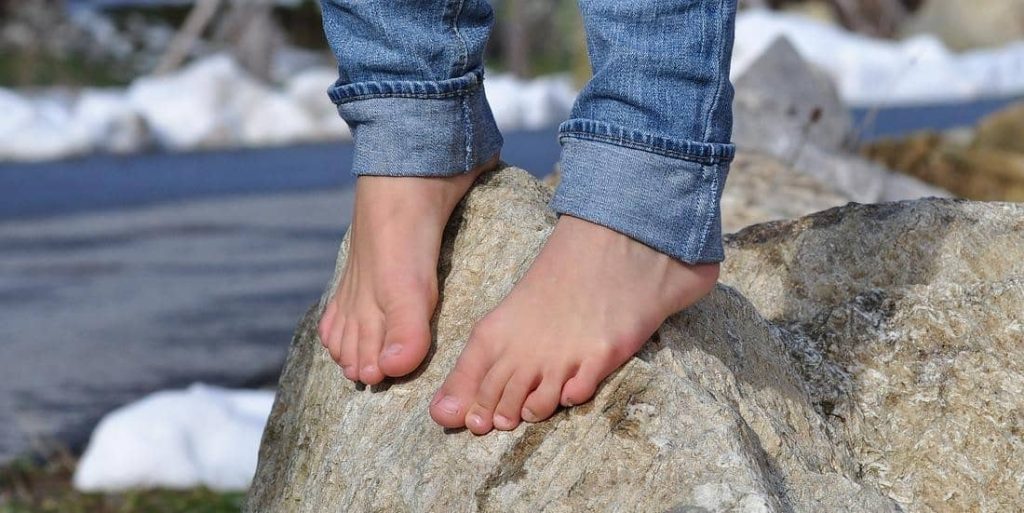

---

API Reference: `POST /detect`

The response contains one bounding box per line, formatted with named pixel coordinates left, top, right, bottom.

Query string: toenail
left=362, top=365, right=377, bottom=375
left=437, top=396, right=460, bottom=415
left=521, top=408, right=538, bottom=423
left=383, top=344, right=403, bottom=356
left=468, top=414, right=485, bottom=430
left=494, top=414, right=512, bottom=427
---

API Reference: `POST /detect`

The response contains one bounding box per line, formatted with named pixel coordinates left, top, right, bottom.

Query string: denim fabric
left=321, top=0, right=503, bottom=175
left=320, top=0, right=737, bottom=263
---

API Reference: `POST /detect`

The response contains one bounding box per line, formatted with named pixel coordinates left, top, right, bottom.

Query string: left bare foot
left=429, top=215, right=719, bottom=434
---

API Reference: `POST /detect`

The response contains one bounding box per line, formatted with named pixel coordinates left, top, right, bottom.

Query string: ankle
left=666, top=261, right=719, bottom=311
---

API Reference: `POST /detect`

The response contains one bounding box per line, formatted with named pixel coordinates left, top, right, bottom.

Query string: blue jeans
left=321, top=0, right=737, bottom=264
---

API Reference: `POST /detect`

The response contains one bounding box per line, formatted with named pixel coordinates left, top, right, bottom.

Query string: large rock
left=722, top=200, right=1024, bottom=512
left=246, top=166, right=896, bottom=513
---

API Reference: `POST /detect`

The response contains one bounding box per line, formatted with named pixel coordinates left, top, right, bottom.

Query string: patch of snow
left=72, top=89, right=150, bottom=154
left=73, top=384, right=274, bottom=492
left=733, top=9, right=1024, bottom=106
left=284, top=67, right=352, bottom=140
left=485, top=73, right=577, bottom=131
left=0, top=90, right=92, bottom=161
left=126, top=54, right=244, bottom=150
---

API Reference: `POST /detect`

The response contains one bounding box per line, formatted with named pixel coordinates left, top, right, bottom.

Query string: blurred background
left=1, top=0, right=1022, bottom=511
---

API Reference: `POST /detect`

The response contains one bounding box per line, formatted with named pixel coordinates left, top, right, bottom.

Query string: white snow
left=0, top=90, right=93, bottom=162
left=285, top=67, right=353, bottom=140
left=73, top=89, right=150, bottom=154
left=485, top=73, right=577, bottom=131
left=732, top=9, right=1024, bottom=106
left=4, top=10, right=1024, bottom=162
left=73, top=384, right=275, bottom=492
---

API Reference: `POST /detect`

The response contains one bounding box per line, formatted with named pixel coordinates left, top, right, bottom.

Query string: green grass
left=0, top=456, right=244, bottom=513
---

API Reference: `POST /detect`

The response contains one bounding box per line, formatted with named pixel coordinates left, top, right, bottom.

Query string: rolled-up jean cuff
left=551, top=137, right=732, bottom=264
left=331, top=75, right=503, bottom=177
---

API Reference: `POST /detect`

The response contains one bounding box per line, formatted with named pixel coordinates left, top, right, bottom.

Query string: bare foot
left=429, top=215, right=719, bottom=434
left=318, top=156, right=499, bottom=385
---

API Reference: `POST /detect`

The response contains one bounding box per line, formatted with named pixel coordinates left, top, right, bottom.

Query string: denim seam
left=702, top=0, right=732, bottom=143
left=327, top=71, right=483, bottom=104
left=460, top=94, right=472, bottom=171
left=447, top=0, right=469, bottom=77
left=694, top=163, right=720, bottom=259
left=558, top=122, right=735, bottom=164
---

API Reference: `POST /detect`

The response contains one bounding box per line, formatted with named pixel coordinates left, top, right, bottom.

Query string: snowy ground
left=0, top=57, right=575, bottom=163
left=73, top=385, right=274, bottom=492
left=4, top=9, right=1024, bottom=163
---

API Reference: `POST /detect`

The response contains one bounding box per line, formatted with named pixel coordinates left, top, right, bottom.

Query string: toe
left=493, top=371, right=540, bottom=431
left=323, top=311, right=348, bottom=368
left=378, top=302, right=433, bottom=378
left=323, top=310, right=345, bottom=365
left=356, top=316, right=386, bottom=385
left=560, top=357, right=614, bottom=407
left=318, top=301, right=337, bottom=348
left=429, top=342, right=491, bottom=429
left=465, top=363, right=514, bottom=435
left=339, top=319, right=360, bottom=381
left=521, top=371, right=569, bottom=423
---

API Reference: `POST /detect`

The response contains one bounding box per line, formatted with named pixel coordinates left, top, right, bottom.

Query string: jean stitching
left=448, top=0, right=469, bottom=77
left=558, top=118, right=736, bottom=161
left=693, top=163, right=720, bottom=260
left=558, top=131, right=732, bottom=164
left=329, top=81, right=481, bottom=104
left=461, top=94, right=472, bottom=171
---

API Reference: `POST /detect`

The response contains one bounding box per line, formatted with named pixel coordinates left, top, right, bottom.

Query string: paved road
left=0, top=190, right=352, bottom=463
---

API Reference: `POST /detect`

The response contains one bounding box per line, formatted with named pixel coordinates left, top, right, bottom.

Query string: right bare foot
left=318, top=156, right=498, bottom=385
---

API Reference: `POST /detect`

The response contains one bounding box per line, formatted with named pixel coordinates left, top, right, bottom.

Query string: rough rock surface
left=722, top=200, right=1024, bottom=512
left=245, top=166, right=896, bottom=513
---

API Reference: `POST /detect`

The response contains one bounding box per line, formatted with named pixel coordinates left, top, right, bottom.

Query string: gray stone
left=723, top=199, right=1024, bottom=512
left=245, top=166, right=896, bottom=513
left=733, top=37, right=852, bottom=156
left=732, top=36, right=949, bottom=205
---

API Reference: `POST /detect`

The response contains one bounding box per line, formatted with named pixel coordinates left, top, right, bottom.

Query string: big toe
left=429, top=344, right=490, bottom=429
left=378, top=302, right=434, bottom=378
